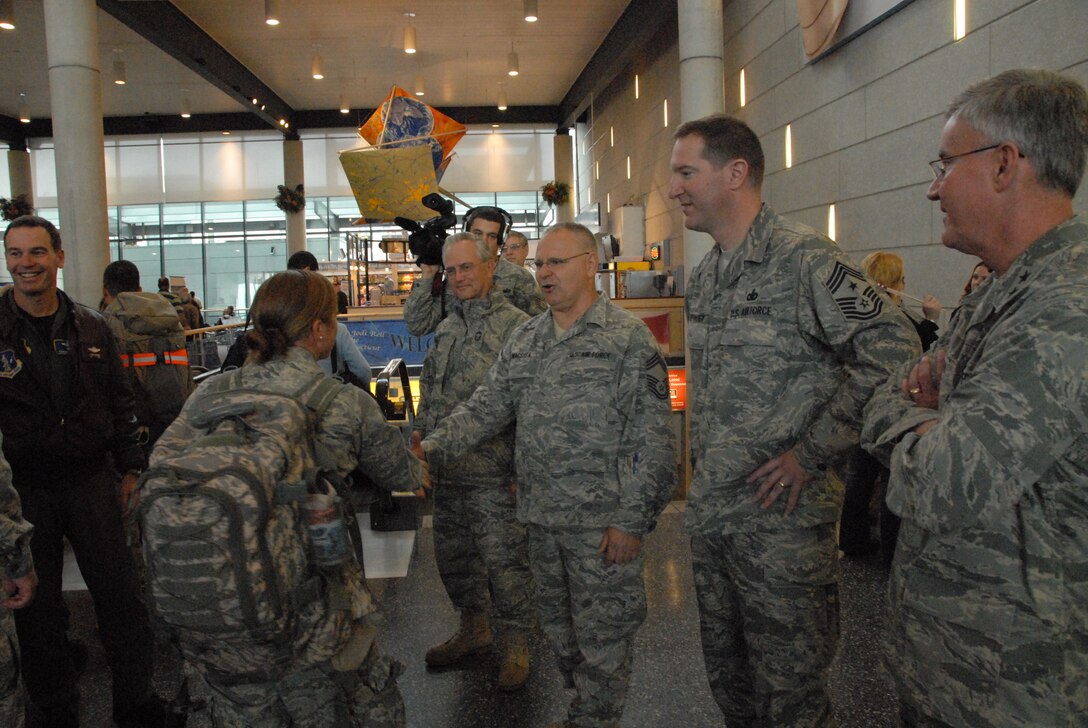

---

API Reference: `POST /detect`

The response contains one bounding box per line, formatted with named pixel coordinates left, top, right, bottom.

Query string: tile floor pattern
left=60, top=505, right=898, bottom=727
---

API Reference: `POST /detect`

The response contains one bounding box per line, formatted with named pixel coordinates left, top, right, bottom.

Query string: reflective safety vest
left=121, top=348, right=190, bottom=368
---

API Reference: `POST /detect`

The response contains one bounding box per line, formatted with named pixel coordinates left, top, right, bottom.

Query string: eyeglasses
left=926, top=143, right=1009, bottom=178
left=504, top=242, right=527, bottom=251
left=530, top=251, right=590, bottom=271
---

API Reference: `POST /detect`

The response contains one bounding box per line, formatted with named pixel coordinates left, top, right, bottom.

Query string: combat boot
left=497, top=633, right=530, bottom=691
left=425, top=613, right=493, bottom=667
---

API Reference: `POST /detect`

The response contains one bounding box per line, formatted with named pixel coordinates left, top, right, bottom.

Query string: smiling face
left=927, top=117, right=999, bottom=259
left=668, top=134, right=735, bottom=243
left=443, top=238, right=494, bottom=302
left=5, top=224, right=64, bottom=306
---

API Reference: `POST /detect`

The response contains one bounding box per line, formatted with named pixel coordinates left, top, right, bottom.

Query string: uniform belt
left=121, top=348, right=189, bottom=367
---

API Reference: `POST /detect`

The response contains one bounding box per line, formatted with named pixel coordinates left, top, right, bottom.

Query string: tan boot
left=497, top=634, right=530, bottom=691
left=425, top=614, right=493, bottom=667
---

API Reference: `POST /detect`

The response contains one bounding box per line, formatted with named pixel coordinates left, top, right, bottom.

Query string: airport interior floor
left=62, top=503, right=898, bottom=727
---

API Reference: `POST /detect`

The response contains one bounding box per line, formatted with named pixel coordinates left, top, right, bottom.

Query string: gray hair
left=543, top=222, right=597, bottom=253
left=442, top=231, right=491, bottom=265
left=948, top=68, right=1088, bottom=197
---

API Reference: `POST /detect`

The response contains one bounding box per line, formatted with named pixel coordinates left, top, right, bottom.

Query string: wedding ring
left=776, top=481, right=787, bottom=489
left=908, top=387, right=921, bottom=394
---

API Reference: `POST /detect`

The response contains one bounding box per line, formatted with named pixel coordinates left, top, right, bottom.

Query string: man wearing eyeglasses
left=501, top=230, right=530, bottom=268
left=414, top=232, right=534, bottom=692
left=862, top=69, right=1088, bottom=727
left=416, top=222, right=676, bottom=728
left=404, top=210, right=545, bottom=336
left=669, top=115, right=918, bottom=727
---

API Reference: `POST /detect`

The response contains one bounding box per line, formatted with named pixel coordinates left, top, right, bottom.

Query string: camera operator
left=404, top=207, right=545, bottom=336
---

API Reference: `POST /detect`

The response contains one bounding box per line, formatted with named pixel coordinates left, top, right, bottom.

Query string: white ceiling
left=0, top=0, right=631, bottom=123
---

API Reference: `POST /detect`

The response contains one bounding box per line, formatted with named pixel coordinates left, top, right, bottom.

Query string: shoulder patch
left=644, top=351, right=669, bottom=400
left=0, top=350, right=21, bottom=378
left=825, top=261, right=884, bottom=321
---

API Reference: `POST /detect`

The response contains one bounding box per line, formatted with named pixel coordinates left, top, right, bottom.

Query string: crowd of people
left=0, top=66, right=1084, bottom=728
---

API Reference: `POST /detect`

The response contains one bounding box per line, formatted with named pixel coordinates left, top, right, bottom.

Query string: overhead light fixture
left=0, top=0, right=14, bottom=30
left=311, top=53, right=324, bottom=80
left=180, top=97, right=191, bottom=118
left=524, top=0, right=538, bottom=22
left=18, top=92, right=29, bottom=124
left=251, top=97, right=259, bottom=105
left=507, top=43, right=519, bottom=77
left=264, top=0, right=281, bottom=26
left=113, top=59, right=127, bottom=86
left=403, top=15, right=417, bottom=54
left=498, top=90, right=508, bottom=111
left=339, top=94, right=350, bottom=114
left=414, top=74, right=425, bottom=96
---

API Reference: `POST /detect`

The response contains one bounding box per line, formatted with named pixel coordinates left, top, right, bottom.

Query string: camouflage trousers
left=201, top=640, right=405, bottom=727
left=690, top=522, right=840, bottom=728
left=0, top=609, right=25, bottom=728
left=527, top=524, right=646, bottom=728
left=433, top=482, right=534, bottom=636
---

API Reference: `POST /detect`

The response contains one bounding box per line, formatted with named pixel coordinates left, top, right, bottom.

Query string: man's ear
left=726, top=159, right=751, bottom=190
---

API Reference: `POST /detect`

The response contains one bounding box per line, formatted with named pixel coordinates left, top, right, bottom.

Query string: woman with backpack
left=140, top=270, right=423, bottom=727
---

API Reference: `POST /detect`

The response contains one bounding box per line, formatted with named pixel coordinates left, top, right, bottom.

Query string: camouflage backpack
left=104, top=291, right=195, bottom=445
left=137, top=369, right=347, bottom=682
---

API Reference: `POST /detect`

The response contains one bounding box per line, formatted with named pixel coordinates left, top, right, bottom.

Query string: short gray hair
left=948, top=68, right=1088, bottom=197
left=543, top=222, right=597, bottom=253
left=442, top=231, right=491, bottom=265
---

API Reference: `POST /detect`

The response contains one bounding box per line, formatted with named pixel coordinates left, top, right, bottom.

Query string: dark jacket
left=0, top=288, right=145, bottom=485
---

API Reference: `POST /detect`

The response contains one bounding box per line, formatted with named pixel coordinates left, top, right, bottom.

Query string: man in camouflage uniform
left=404, top=207, right=545, bottom=335
left=415, top=232, right=534, bottom=690
left=861, top=68, right=1088, bottom=727
left=151, top=276, right=423, bottom=726
left=0, top=433, right=36, bottom=728
left=418, top=223, right=676, bottom=728
left=669, top=115, right=919, bottom=727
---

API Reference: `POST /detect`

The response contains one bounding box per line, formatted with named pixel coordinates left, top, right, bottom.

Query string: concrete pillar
left=552, top=130, right=575, bottom=224
left=6, top=150, right=34, bottom=208
left=42, top=0, right=110, bottom=306
left=283, top=138, right=306, bottom=258
left=677, top=0, right=724, bottom=280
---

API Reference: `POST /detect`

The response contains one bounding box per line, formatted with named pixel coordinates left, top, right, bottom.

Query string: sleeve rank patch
left=825, top=261, right=884, bottom=321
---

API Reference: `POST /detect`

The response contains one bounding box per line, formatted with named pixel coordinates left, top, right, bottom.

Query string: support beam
left=97, top=0, right=296, bottom=133
left=558, top=0, right=679, bottom=129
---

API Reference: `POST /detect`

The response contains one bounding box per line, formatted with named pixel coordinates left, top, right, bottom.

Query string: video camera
left=394, top=193, right=457, bottom=267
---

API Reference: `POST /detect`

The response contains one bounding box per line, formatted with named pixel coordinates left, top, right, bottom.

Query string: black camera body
left=394, top=193, right=457, bottom=267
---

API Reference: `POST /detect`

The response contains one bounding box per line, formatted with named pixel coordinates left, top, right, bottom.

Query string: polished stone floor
left=63, top=504, right=897, bottom=727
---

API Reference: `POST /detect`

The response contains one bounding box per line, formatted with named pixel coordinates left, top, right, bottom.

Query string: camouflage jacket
left=416, top=290, right=529, bottom=487
left=684, top=205, right=919, bottom=534
left=153, top=347, right=422, bottom=666
left=423, top=294, right=676, bottom=535
left=0, top=433, right=32, bottom=581
left=404, top=257, right=545, bottom=336
left=862, top=216, right=1088, bottom=726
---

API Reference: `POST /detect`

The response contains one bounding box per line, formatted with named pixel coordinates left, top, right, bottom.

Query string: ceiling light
left=507, top=44, right=519, bottom=77
left=0, top=0, right=14, bottom=30
left=113, top=59, right=126, bottom=85
left=264, top=0, right=281, bottom=26
left=498, top=90, right=508, bottom=111
left=414, top=75, right=425, bottom=96
left=18, top=93, right=29, bottom=124
left=221, top=131, right=231, bottom=136
left=339, top=95, right=350, bottom=114
left=251, top=97, right=259, bottom=105
left=311, top=54, right=324, bottom=80
left=180, top=98, right=191, bottom=118
left=524, top=0, right=538, bottom=22
left=402, top=16, right=413, bottom=53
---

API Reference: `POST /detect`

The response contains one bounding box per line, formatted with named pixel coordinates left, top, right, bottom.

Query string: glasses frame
left=928, top=142, right=1025, bottom=180
left=530, top=251, right=591, bottom=271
